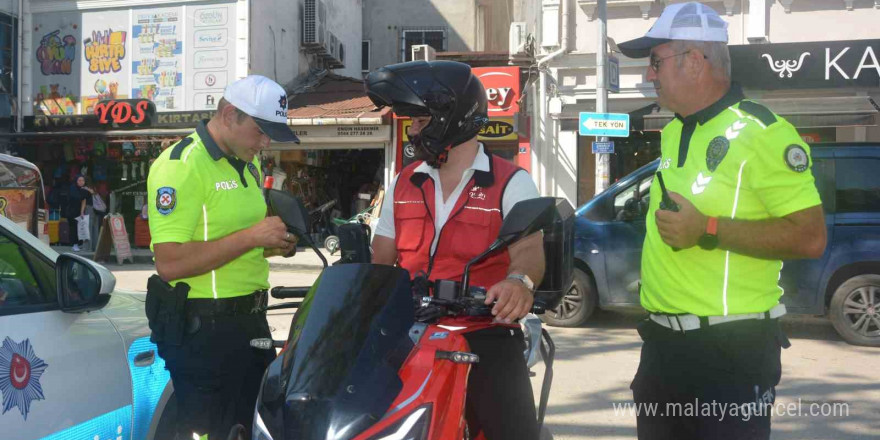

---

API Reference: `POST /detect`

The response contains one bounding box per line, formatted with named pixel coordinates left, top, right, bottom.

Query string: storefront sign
left=24, top=109, right=215, bottom=131
left=473, top=67, right=521, bottom=116
left=292, top=125, right=391, bottom=144
left=730, top=39, right=880, bottom=90
left=401, top=118, right=518, bottom=142
left=95, top=99, right=156, bottom=126
left=31, top=3, right=238, bottom=116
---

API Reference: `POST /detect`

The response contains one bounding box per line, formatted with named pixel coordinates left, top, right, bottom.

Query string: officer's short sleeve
left=147, top=158, right=204, bottom=244
left=747, top=123, right=822, bottom=218
left=502, top=170, right=540, bottom=217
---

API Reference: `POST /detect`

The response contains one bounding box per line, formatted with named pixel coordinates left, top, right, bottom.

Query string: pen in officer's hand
left=655, top=171, right=681, bottom=252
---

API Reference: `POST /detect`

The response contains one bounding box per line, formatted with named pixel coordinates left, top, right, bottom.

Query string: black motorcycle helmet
left=365, top=61, right=488, bottom=166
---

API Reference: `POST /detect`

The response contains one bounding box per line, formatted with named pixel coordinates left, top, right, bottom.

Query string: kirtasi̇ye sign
left=401, top=117, right=518, bottom=142
left=23, top=109, right=215, bottom=131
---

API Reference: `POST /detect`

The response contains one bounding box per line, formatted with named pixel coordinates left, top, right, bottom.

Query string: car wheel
left=829, top=274, right=880, bottom=347
left=324, top=235, right=340, bottom=255
left=541, top=268, right=596, bottom=327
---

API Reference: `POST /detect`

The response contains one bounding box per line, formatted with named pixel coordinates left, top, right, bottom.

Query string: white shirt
left=374, top=144, right=540, bottom=255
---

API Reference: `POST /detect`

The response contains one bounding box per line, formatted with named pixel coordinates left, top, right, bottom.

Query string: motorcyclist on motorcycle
left=367, top=60, right=545, bottom=440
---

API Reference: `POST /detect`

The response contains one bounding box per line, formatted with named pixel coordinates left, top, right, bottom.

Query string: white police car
left=0, top=215, right=174, bottom=439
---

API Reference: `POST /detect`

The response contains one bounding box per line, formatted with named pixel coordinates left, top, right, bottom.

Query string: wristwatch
left=698, top=216, right=719, bottom=250
left=507, top=273, right=535, bottom=292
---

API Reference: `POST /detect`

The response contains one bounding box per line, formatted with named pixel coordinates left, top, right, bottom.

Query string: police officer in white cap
left=617, top=2, right=826, bottom=439
left=147, top=75, right=300, bottom=439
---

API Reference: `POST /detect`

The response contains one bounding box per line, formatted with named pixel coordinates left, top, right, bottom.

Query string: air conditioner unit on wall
left=303, top=0, right=326, bottom=49
left=412, top=44, right=435, bottom=61
left=321, top=31, right=345, bottom=69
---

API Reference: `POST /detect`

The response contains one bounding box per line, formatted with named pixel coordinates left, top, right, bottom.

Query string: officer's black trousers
left=631, top=317, right=789, bottom=440
left=157, top=312, right=275, bottom=440
left=464, top=326, right=540, bottom=440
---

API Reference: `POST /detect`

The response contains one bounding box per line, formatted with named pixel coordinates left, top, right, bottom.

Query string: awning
left=287, top=74, right=391, bottom=126
left=643, top=96, right=880, bottom=131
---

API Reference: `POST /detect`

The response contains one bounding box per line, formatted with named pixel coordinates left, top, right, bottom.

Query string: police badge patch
left=247, top=162, right=260, bottom=182
left=156, top=187, right=177, bottom=215
left=0, top=337, right=49, bottom=420
left=784, top=145, right=809, bottom=172
left=706, top=136, right=730, bottom=172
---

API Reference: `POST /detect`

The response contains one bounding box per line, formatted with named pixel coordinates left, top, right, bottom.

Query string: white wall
left=322, top=0, right=362, bottom=78
left=363, top=0, right=477, bottom=70
left=248, top=0, right=303, bottom=86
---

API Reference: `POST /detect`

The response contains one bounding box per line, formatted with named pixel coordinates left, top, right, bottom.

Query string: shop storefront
left=394, top=66, right=531, bottom=173
left=7, top=106, right=212, bottom=247
left=267, top=75, right=393, bottom=245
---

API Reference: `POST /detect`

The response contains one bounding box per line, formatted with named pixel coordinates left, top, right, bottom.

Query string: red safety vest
left=393, top=152, right=523, bottom=289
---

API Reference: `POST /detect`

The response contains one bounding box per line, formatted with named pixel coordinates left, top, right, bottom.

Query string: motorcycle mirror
left=496, top=197, right=558, bottom=244
left=460, top=197, right=558, bottom=298
left=268, top=189, right=310, bottom=237
left=268, top=189, right=329, bottom=268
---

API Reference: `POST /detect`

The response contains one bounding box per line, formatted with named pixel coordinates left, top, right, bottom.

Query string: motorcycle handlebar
left=271, top=286, right=310, bottom=299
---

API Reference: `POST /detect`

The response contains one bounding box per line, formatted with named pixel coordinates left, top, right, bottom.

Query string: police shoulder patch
left=156, top=187, right=177, bottom=215
left=784, top=145, right=809, bottom=172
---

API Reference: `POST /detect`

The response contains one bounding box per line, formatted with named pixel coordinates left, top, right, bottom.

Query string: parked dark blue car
left=543, top=143, right=880, bottom=347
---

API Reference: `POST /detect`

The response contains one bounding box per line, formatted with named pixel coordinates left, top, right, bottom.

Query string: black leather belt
left=186, top=290, right=268, bottom=316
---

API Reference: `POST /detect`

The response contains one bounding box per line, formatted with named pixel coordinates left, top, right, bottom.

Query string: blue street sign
left=592, top=141, right=615, bottom=154
left=579, top=112, right=630, bottom=137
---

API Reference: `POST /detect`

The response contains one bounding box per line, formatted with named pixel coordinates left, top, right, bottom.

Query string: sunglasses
left=649, top=50, right=707, bottom=73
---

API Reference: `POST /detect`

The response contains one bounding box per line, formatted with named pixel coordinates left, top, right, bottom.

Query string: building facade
left=525, top=0, right=880, bottom=206
left=5, top=0, right=363, bottom=246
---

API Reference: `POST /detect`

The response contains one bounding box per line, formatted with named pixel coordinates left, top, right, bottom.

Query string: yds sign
left=94, top=99, right=156, bottom=126
left=473, top=67, right=520, bottom=116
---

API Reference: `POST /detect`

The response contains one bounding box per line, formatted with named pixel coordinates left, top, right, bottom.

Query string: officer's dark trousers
left=157, top=312, right=275, bottom=440
left=464, top=327, right=540, bottom=440
left=630, top=317, right=789, bottom=440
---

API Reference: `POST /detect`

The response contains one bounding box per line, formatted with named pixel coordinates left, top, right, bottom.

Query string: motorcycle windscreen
left=281, top=263, right=415, bottom=440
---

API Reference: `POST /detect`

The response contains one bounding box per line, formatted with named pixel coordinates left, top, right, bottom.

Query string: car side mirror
left=619, top=198, right=641, bottom=222
left=56, top=254, right=114, bottom=313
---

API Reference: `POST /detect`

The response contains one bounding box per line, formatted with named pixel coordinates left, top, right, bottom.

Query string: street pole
left=594, top=0, right=610, bottom=195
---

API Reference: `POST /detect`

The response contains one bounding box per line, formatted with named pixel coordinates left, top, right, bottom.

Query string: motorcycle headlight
left=253, top=407, right=274, bottom=440
left=369, top=404, right=432, bottom=440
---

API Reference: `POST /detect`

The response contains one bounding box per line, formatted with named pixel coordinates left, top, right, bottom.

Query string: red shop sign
left=473, top=67, right=521, bottom=117
left=94, top=99, right=157, bottom=126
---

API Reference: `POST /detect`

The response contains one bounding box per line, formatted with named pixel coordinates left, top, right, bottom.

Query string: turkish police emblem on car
left=157, top=186, right=177, bottom=215
left=785, top=145, right=809, bottom=172
left=706, top=136, right=730, bottom=172
left=0, top=337, right=49, bottom=419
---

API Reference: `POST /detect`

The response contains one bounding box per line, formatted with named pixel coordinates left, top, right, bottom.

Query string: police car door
left=0, top=225, right=132, bottom=439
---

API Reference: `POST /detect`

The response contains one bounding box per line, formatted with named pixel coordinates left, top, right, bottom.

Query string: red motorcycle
left=248, top=191, right=573, bottom=440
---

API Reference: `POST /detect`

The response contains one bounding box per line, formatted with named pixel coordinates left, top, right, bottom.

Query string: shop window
left=835, top=158, right=880, bottom=213
left=362, top=40, right=370, bottom=73
left=401, top=28, right=446, bottom=62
